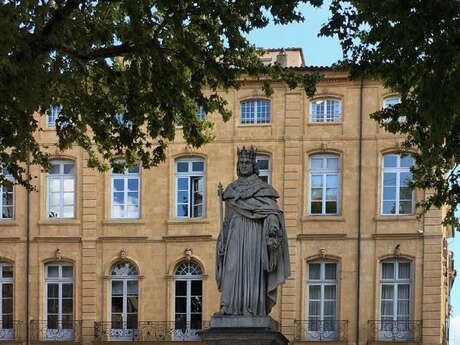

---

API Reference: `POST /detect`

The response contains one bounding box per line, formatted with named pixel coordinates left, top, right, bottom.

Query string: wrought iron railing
left=94, top=321, right=210, bottom=342
left=0, top=320, right=24, bottom=341
left=294, top=320, right=348, bottom=342
left=367, top=320, right=422, bottom=342
left=30, top=320, right=82, bottom=342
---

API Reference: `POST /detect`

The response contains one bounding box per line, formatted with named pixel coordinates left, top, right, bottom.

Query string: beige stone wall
left=0, top=72, right=452, bottom=345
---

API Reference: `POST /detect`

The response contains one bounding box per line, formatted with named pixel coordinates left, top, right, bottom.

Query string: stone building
left=0, top=48, right=455, bottom=345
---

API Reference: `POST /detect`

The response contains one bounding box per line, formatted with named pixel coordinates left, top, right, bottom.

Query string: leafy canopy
left=0, top=0, right=320, bottom=187
left=322, top=0, right=460, bottom=227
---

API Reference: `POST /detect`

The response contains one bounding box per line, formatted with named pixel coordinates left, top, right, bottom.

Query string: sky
left=246, top=2, right=459, bottom=343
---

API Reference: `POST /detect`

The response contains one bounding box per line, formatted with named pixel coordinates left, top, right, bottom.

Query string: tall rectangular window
left=382, top=154, right=414, bottom=215
left=176, top=159, right=205, bottom=218
left=309, top=155, right=340, bottom=215
left=256, top=155, right=271, bottom=184
left=0, top=263, right=13, bottom=340
left=241, top=100, right=271, bottom=124
left=47, top=106, right=62, bottom=129
left=47, top=161, right=75, bottom=219
left=310, top=99, right=341, bottom=123
left=0, top=170, right=13, bottom=220
left=111, top=163, right=140, bottom=219
left=383, top=97, right=406, bottom=122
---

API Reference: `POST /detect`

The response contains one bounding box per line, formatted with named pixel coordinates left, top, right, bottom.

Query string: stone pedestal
left=200, top=315, right=289, bottom=345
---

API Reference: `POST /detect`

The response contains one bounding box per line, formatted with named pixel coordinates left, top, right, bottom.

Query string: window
left=47, top=161, right=75, bottom=219
left=307, top=261, right=338, bottom=340
left=310, top=99, right=341, bottom=123
left=383, top=97, right=406, bottom=122
left=115, top=113, right=133, bottom=128
left=256, top=155, right=271, bottom=184
left=47, top=106, right=62, bottom=129
left=174, top=261, right=203, bottom=340
left=196, top=107, right=206, bottom=120
left=45, top=262, right=74, bottom=341
left=241, top=100, right=271, bottom=124
left=379, top=259, right=412, bottom=340
left=175, top=158, right=205, bottom=218
left=111, top=163, right=140, bottom=219
left=382, top=154, right=414, bottom=215
left=0, top=170, right=13, bottom=220
left=309, top=155, right=340, bottom=215
left=0, top=263, right=13, bottom=341
left=110, top=262, right=138, bottom=340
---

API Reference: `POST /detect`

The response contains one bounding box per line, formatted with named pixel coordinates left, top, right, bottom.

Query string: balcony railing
left=368, top=320, right=422, bottom=342
left=0, top=321, right=24, bottom=341
left=94, top=321, right=210, bottom=342
left=294, top=320, right=348, bottom=342
left=30, top=320, right=82, bottom=342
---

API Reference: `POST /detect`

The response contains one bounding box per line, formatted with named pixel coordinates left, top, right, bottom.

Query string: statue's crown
left=237, top=146, right=256, bottom=161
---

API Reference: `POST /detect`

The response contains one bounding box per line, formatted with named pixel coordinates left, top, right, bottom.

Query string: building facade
left=0, top=49, right=454, bottom=345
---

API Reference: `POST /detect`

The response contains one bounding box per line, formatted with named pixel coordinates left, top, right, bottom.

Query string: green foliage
left=321, top=0, right=460, bottom=227
left=0, top=0, right=320, bottom=189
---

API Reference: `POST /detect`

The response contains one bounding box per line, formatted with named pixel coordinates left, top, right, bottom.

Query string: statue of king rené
left=216, top=146, right=290, bottom=316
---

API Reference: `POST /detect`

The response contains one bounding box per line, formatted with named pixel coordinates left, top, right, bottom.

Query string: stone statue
left=216, top=146, right=290, bottom=316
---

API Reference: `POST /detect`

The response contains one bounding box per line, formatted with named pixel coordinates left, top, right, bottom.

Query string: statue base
left=200, top=315, right=289, bottom=345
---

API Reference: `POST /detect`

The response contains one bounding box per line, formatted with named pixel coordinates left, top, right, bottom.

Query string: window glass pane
left=2, top=206, right=13, bottom=219
left=383, top=155, right=397, bottom=168
left=47, top=315, right=58, bottom=329
left=111, top=314, right=123, bottom=328
left=63, top=192, right=74, bottom=205
left=63, top=179, right=74, bottom=192
left=399, top=201, right=412, bottom=214
left=383, top=173, right=396, bottom=186
left=113, top=192, right=124, bottom=205
left=309, top=264, right=321, bottom=280
left=399, top=187, right=412, bottom=200
left=398, top=284, right=410, bottom=299
left=63, top=164, right=75, bottom=175
left=397, top=300, right=410, bottom=316
left=113, top=179, right=124, bottom=192
left=383, top=201, right=396, bottom=214
left=311, top=175, right=322, bottom=187
left=128, top=164, right=139, bottom=174
left=47, top=266, right=59, bottom=278
left=49, top=179, right=60, bottom=192
left=111, top=297, right=123, bottom=312
left=382, top=263, right=394, bottom=279
left=191, top=296, right=202, bottom=312
left=62, top=284, right=73, bottom=297
left=2, top=265, right=13, bottom=278
left=177, top=204, right=188, bottom=217
left=49, top=164, right=60, bottom=174
left=111, top=281, right=123, bottom=295
left=383, top=187, right=396, bottom=200
left=62, top=266, right=73, bottom=278
left=327, top=158, right=339, bottom=170
left=127, top=179, right=138, bottom=191
left=381, top=301, right=393, bottom=316
left=308, top=301, right=320, bottom=316
left=177, top=191, right=188, bottom=204
left=2, top=283, right=13, bottom=297
left=47, top=298, right=58, bottom=313
left=62, top=299, right=73, bottom=313
left=400, top=156, right=414, bottom=168
left=324, top=301, right=336, bottom=316
left=398, top=262, right=411, bottom=279
left=310, top=158, right=323, bottom=169
left=127, top=280, right=138, bottom=295
left=126, top=206, right=139, bottom=218
left=310, top=202, right=322, bottom=214
left=257, top=158, right=269, bottom=170
left=400, top=172, right=412, bottom=186
left=62, top=206, right=74, bottom=218
left=2, top=297, right=12, bottom=313
left=326, top=189, right=337, bottom=200
left=175, top=281, right=186, bottom=296
left=325, top=264, right=337, bottom=280
left=324, top=285, right=336, bottom=299
left=192, top=161, right=204, bottom=172
left=191, top=280, right=202, bottom=295
left=127, top=192, right=138, bottom=205
left=127, top=297, right=138, bottom=312
left=112, top=206, right=123, bottom=218
left=177, top=178, right=188, bottom=191
left=325, top=202, right=337, bottom=214
left=190, top=314, right=202, bottom=329
left=326, top=175, right=338, bottom=188
left=126, top=314, right=137, bottom=329
left=259, top=175, right=268, bottom=183
left=175, top=297, right=186, bottom=313
left=177, top=162, right=189, bottom=173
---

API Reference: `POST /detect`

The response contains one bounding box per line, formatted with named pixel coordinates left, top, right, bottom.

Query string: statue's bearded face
left=238, top=157, right=253, bottom=177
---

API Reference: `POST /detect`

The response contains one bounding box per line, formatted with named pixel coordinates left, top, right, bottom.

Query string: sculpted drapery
left=216, top=147, right=290, bottom=316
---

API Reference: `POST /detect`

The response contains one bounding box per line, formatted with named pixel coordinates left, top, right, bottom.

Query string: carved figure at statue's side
left=216, top=146, right=290, bottom=316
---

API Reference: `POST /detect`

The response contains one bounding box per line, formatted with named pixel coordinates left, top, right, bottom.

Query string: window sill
left=237, top=123, right=272, bottom=128
left=374, top=215, right=417, bottom=222
left=301, top=215, right=345, bottom=222
left=38, top=219, right=80, bottom=226
left=102, top=219, right=145, bottom=225
left=167, top=218, right=210, bottom=225
left=0, top=220, right=18, bottom=226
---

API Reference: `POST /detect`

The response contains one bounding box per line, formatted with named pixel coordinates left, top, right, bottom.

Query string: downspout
left=26, top=154, right=30, bottom=345
left=356, top=78, right=364, bottom=345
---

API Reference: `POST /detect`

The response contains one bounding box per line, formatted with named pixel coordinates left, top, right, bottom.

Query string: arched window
left=47, top=161, right=75, bottom=219
left=306, top=260, right=338, bottom=340
left=240, top=100, right=271, bottom=124
left=256, top=155, right=271, bottom=184
left=111, top=163, right=140, bottom=219
left=381, top=154, right=414, bottom=215
left=309, top=155, right=340, bottom=215
left=379, top=259, right=412, bottom=340
left=310, top=99, right=341, bottom=123
left=45, top=262, right=74, bottom=340
left=110, top=262, right=138, bottom=340
left=0, top=263, right=13, bottom=340
left=175, top=158, right=205, bottom=218
left=174, top=261, right=203, bottom=340
left=0, top=169, right=14, bottom=220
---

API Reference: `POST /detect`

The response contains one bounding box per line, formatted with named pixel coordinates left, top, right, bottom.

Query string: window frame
left=0, top=171, right=14, bottom=220
left=175, top=158, right=206, bottom=219
left=382, top=97, right=406, bottom=122
left=309, top=99, right=342, bottom=123
left=110, top=163, right=140, bottom=219
left=256, top=155, right=271, bottom=184
left=46, top=106, right=62, bottom=129
left=308, top=155, right=340, bottom=216
left=240, top=100, right=271, bottom=125
left=0, top=262, right=13, bottom=340
left=46, top=161, right=76, bottom=219
left=381, top=154, right=414, bottom=216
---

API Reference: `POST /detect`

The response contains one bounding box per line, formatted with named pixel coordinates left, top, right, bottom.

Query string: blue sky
left=246, top=2, right=459, bottom=342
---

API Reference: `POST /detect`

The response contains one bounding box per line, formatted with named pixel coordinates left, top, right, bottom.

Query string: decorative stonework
left=184, top=248, right=193, bottom=261
left=319, top=248, right=327, bottom=259
left=55, top=248, right=62, bottom=261
left=119, top=248, right=127, bottom=259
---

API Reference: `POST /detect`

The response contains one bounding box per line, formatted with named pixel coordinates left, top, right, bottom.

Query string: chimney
left=276, top=48, right=287, bottom=68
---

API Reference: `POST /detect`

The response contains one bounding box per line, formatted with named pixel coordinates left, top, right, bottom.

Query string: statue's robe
left=216, top=174, right=290, bottom=316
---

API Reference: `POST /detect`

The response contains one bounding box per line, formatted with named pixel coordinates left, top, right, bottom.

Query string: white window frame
left=0, top=263, right=13, bottom=341
left=174, top=261, right=203, bottom=341
left=383, top=97, right=406, bottom=122
left=175, top=158, right=205, bottom=219
left=381, top=154, right=414, bottom=216
left=196, top=107, right=206, bottom=120
left=308, top=155, right=340, bottom=216
left=45, top=262, right=74, bottom=341
left=310, top=99, right=341, bottom=123
left=379, top=259, right=412, bottom=341
left=256, top=155, right=271, bottom=184
left=111, top=163, right=140, bottom=219
left=46, top=161, right=76, bottom=219
left=0, top=171, right=14, bottom=220
left=110, top=262, right=139, bottom=341
left=47, top=106, right=62, bottom=129
left=306, top=260, right=338, bottom=341
left=240, top=100, right=271, bottom=124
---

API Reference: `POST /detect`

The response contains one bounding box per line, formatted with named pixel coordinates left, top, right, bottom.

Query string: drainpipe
left=356, top=78, right=364, bottom=345
left=26, top=154, right=30, bottom=345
